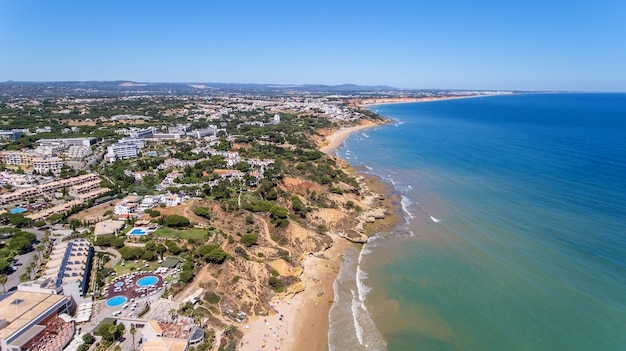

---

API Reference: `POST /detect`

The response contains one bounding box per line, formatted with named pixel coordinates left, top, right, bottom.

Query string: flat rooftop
left=94, top=219, right=125, bottom=236
left=142, top=339, right=188, bottom=351
left=0, top=291, right=66, bottom=340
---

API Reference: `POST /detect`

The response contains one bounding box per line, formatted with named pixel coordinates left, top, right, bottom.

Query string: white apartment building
left=0, top=151, right=35, bottom=166
left=0, top=130, right=21, bottom=141
left=137, top=195, right=160, bottom=212
left=37, top=138, right=96, bottom=148
left=66, top=145, right=92, bottom=160
left=187, top=126, right=217, bottom=139
left=114, top=195, right=140, bottom=219
left=32, top=157, right=64, bottom=174
left=118, top=137, right=146, bottom=149
left=128, top=127, right=155, bottom=139
left=107, top=142, right=139, bottom=163
left=36, top=144, right=65, bottom=156
left=152, top=132, right=181, bottom=140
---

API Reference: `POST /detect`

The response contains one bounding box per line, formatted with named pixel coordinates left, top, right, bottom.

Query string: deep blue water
left=328, top=93, right=626, bottom=351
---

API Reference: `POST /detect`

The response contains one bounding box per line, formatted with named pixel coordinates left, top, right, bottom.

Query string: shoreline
left=239, top=119, right=398, bottom=351
left=319, top=120, right=383, bottom=155
left=239, top=234, right=350, bottom=351
left=356, top=92, right=509, bottom=107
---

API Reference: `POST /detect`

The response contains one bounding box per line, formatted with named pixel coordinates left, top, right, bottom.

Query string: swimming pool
left=137, top=275, right=158, bottom=287
left=10, top=208, right=26, bottom=214
left=106, top=296, right=127, bottom=307
left=129, top=228, right=147, bottom=235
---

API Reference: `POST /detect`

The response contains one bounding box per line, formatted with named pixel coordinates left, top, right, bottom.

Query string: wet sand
left=240, top=119, right=398, bottom=351
left=239, top=236, right=351, bottom=351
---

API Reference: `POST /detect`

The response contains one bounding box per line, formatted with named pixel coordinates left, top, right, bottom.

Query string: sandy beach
left=239, top=235, right=351, bottom=351
left=319, top=121, right=382, bottom=155
left=356, top=92, right=505, bottom=107
left=239, top=121, right=386, bottom=351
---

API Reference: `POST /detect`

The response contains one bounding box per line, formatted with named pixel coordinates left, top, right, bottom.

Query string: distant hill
left=0, top=81, right=400, bottom=98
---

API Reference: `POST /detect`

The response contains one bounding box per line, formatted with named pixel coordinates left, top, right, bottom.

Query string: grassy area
left=112, top=261, right=157, bottom=277
left=152, top=227, right=208, bottom=240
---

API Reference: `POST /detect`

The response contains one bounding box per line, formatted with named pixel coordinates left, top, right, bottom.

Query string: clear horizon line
left=1, top=80, right=624, bottom=94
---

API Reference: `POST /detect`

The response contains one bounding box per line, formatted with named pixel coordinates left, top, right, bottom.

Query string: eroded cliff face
left=171, top=167, right=396, bottom=319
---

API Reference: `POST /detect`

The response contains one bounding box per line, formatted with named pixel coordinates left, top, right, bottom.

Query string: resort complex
left=0, top=82, right=438, bottom=351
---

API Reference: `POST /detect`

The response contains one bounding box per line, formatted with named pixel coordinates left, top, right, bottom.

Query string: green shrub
left=82, top=333, right=95, bottom=345
left=240, top=233, right=258, bottom=247
left=199, top=244, right=227, bottom=264
left=165, top=214, right=190, bottom=228
left=269, top=276, right=283, bottom=292
left=204, top=291, right=221, bottom=304
left=193, top=207, right=211, bottom=219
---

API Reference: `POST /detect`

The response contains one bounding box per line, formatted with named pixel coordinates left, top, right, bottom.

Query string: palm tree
left=36, top=244, right=44, bottom=261
left=0, top=274, right=7, bottom=293
left=29, top=262, right=37, bottom=279
left=130, top=324, right=137, bottom=351
left=108, top=325, right=118, bottom=342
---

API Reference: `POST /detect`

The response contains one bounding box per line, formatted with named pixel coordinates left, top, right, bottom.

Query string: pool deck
left=106, top=295, right=127, bottom=307
left=126, top=225, right=158, bottom=236
left=104, top=272, right=165, bottom=301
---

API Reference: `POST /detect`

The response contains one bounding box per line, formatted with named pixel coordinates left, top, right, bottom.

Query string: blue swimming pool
left=10, top=208, right=26, bottom=214
left=129, top=228, right=147, bottom=235
left=137, top=275, right=158, bottom=287
left=106, top=296, right=127, bottom=307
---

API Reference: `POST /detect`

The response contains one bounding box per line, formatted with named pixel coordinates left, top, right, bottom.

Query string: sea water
left=328, top=93, right=626, bottom=351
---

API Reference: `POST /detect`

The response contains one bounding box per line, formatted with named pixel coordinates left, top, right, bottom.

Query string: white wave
left=430, top=216, right=441, bottom=223
left=350, top=289, right=389, bottom=350
left=401, top=195, right=415, bottom=220
left=363, top=165, right=373, bottom=171
left=361, top=133, right=369, bottom=138
left=330, top=246, right=388, bottom=351
left=350, top=290, right=366, bottom=346
left=407, top=184, right=413, bottom=190
left=360, top=246, right=373, bottom=256
left=356, top=246, right=372, bottom=306
left=357, top=269, right=370, bottom=308
left=388, top=177, right=396, bottom=187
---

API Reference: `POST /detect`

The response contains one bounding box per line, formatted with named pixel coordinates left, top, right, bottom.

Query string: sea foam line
left=350, top=289, right=366, bottom=346
left=356, top=244, right=372, bottom=306
left=401, top=195, right=415, bottom=221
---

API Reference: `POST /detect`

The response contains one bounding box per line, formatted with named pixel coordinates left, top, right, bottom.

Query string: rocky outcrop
left=335, top=229, right=368, bottom=243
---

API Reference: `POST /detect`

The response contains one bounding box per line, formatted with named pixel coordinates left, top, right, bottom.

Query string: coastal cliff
left=167, top=118, right=399, bottom=351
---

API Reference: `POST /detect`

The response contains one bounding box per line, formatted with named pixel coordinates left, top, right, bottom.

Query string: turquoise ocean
left=327, top=93, right=626, bottom=351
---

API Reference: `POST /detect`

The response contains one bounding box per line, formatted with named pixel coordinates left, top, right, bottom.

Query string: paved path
left=4, top=228, right=46, bottom=291
left=96, top=246, right=122, bottom=267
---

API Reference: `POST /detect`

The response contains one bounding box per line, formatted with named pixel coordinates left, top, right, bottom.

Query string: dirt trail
left=173, top=264, right=211, bottom=303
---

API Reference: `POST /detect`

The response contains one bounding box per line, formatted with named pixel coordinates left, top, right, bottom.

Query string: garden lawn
left=152, top=227, right=208, bottom=240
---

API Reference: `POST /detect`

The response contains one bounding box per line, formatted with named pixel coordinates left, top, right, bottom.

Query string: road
left=3, top=227, right=48, bottom=292
left=96, top=246, right=122, bottom=267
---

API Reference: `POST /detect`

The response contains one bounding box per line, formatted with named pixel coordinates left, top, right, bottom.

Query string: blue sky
left=1, top=0, right=625, bottom=91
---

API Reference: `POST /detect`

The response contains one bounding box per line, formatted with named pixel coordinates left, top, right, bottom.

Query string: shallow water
left=329, top=93, right=626, bottom=351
